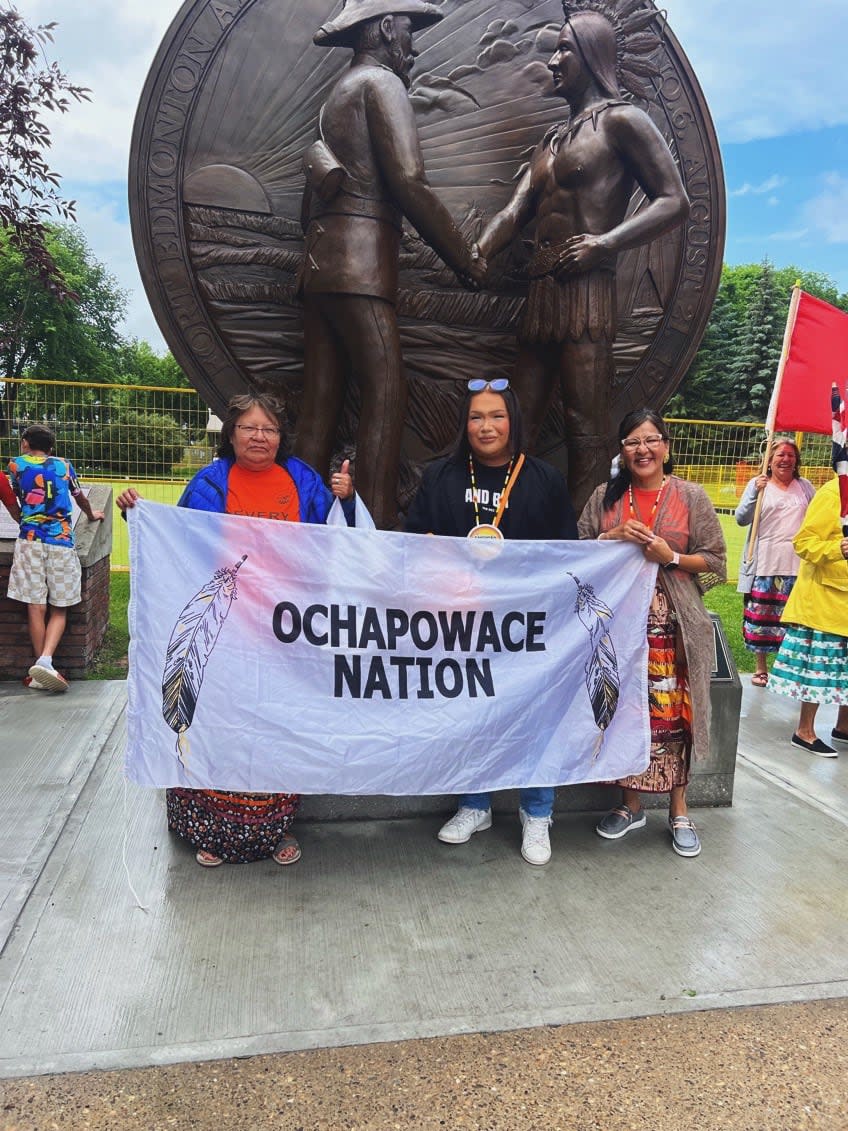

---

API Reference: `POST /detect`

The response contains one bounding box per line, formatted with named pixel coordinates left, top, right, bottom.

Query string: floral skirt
left=166, top=789, right=300, bottom=863
left=618, top=583, right=691, bottom=794
left=769, top=625, right=848, bottom=705
left=742, top=575, right=796, bottom=653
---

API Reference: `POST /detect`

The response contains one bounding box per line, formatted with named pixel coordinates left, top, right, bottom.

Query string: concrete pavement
left=0, top=678, right=845, bottom=1127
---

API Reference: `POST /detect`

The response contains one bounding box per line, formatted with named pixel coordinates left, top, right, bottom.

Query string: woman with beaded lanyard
left=406, top=378, right=578, bottom=865
left=578, top=410, right=726, bottom=857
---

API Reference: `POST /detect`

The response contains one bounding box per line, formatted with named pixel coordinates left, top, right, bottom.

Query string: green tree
left=729, top=259, right=782, bottom=420
left=670, top=262, right=848, bottom=422
left=0, top=223, right=127, bottom=432
left=110, top=340, right=204, bottom=437
left=666, top=273, right=743, bottom=420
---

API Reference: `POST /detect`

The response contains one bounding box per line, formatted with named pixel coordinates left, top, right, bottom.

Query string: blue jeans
left=460, top=788, right=554, bottom=818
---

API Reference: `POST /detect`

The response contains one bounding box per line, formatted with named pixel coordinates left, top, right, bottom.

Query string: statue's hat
left=313, top=0, right=443, bottom=47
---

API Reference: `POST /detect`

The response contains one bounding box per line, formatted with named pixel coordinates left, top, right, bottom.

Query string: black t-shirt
left=405, top=454, right=578, bottom=540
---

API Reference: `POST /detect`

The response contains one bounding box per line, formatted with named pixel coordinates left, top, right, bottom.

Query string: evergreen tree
left=666, top=270, right=742, bottom=419
left=671, top=263, right=848, bottom=423
left=728, top=259, right=782, bottom=420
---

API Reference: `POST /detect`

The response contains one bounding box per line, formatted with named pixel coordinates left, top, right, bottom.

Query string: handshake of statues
left=297, top=1, right=689, bottom=526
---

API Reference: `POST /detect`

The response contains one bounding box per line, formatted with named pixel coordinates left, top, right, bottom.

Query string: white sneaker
left=28, top=663, right=68, bottom=692
left=437, top=806, right=492, bottom=844
left=519, top=808, right=552, bottom=866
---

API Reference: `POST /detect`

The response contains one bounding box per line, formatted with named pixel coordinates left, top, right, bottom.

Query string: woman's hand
left=330, top=459, right=353, bottom=501
left=116, top=488, right=143, bottom=512
left=841, top=537, right=848, bottom=560
left=643, top=534, right=674, bottom=566
left=754, top=474, right=768, bottom=493
left=601, top=519, right=655, bottom=546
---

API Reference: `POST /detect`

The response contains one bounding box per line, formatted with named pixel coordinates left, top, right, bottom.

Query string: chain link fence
left=0, top=378, right=838, bottom=572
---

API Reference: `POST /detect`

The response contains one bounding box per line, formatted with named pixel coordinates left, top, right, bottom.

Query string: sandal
left=196, top=849, right=224, bottom=867
left=272, top=834, right=302, bottom=866
left=751, top=672, right=768, bottom=687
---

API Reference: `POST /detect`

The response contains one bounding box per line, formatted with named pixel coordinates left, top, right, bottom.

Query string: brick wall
left=0, top=551, right=111, bottom=680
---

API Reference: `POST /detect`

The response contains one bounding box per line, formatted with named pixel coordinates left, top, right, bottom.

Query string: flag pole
left=746, top=284, right=803, bottom=562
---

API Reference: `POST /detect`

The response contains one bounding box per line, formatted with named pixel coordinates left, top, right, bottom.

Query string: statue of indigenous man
left=296, top=0, right=486, bottom=528
left=477, top=0, right=690, bottom=511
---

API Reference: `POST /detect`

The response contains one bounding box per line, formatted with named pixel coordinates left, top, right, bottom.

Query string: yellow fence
left=0, top=378, right=838, bottom=573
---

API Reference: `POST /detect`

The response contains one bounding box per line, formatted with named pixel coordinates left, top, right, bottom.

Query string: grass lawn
left=85, top=572, right=131, bottom=680
left=703, top=583, right=752, bottom=674
left=86, top=478, right=185, bottom=570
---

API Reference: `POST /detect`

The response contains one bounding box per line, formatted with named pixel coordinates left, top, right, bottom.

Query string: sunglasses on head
left=467, top=378, right=510, bottom=393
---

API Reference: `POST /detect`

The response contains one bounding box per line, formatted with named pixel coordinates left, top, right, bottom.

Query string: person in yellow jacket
left=769, top=476, right=848, bottom=756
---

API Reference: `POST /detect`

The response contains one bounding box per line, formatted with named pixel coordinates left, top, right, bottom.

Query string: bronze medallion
left=130, top=0, right=724, bottom=509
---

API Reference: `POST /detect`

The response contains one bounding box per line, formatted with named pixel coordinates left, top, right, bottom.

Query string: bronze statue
left=296, top=0, right=486, bottom=528
left=130, top=0, right=724, bottom=518
left=477, top=3, right=690, bottom=510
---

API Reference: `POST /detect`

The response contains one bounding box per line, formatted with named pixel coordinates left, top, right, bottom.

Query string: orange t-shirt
left=225, top=463, right=300, bottom=522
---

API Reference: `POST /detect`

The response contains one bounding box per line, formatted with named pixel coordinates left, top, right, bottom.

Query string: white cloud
left=72, top=188, right=167, bottom=350
left=803, top=173, right=848, bottom=244
left=16, top=0, right=176, bottom=184
left=668, top=0, right=848, bottom=143
left=729, top=175, right=787, bottom=198
left=765, top=228, right=811, bottom=242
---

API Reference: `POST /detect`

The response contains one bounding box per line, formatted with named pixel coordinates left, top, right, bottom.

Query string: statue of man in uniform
left=477, top=4, right=690, bottom=510
left=297, top=0, right=485, bottom=528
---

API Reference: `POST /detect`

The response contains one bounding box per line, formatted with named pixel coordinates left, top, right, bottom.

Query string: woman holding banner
left=735, top=438, right=814, bottom=687
left=117, top=392, right=354, bottom=867
left=406, top=377, right=578, bottom=866
left=578, top=409, right=726, bottom=858
left=768, top=476, right=848, bottom=756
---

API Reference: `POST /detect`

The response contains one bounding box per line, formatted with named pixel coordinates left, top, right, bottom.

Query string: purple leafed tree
left=0, top=6, right=89, bottom=300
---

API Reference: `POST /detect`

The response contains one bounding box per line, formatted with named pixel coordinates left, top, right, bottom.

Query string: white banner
left=126, top=501, right=655, bottom=794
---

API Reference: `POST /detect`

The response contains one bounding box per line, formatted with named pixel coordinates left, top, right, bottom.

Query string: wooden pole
left=746, top=284, right=803, bottom=562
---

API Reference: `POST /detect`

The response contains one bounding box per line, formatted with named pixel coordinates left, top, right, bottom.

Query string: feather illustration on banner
left=567, top=573, right=620, bottom=760
left=162, top=555, right=247, bottom=766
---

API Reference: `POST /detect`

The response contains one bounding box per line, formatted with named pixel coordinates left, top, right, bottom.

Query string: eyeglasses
left=235, top=424, right=280, bottom=437
left=621, top=434, right=666, bottom=450
left=467, top=378, right=510, bottom=393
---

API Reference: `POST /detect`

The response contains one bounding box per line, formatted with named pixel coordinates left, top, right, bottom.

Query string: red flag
left=768, top=290, right=848, bottom=435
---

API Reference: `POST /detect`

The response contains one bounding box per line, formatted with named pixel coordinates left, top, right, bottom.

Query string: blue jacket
left=177, top=456, right=355, bottom=525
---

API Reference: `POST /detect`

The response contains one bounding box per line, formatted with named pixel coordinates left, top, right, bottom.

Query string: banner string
left=122, top=776, right=150, bottom=913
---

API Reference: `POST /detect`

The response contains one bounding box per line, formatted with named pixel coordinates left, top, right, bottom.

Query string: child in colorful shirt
left=6, top=425, right=104, bottom=691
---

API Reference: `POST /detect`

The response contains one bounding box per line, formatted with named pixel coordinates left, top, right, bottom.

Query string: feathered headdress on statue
left=561, top=0, right=666, bottom=101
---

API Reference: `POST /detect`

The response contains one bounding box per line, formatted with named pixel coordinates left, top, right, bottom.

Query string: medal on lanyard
left=467, top=453, right=525, bottom=539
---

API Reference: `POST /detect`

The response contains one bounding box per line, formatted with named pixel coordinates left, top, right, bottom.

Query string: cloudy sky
left=13, top=0, right=848, bottom=351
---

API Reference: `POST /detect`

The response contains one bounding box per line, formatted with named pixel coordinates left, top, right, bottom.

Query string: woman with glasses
left=578, top=409, right=726, bottom=857
left=406, top=377, right=578, bottom=865
left=735, top=438, right=814, bottom=688
left=117, top=392, right=354, bottom=867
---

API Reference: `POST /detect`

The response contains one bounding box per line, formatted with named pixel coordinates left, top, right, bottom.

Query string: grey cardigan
left=578, top=476, right=727, bottom=763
